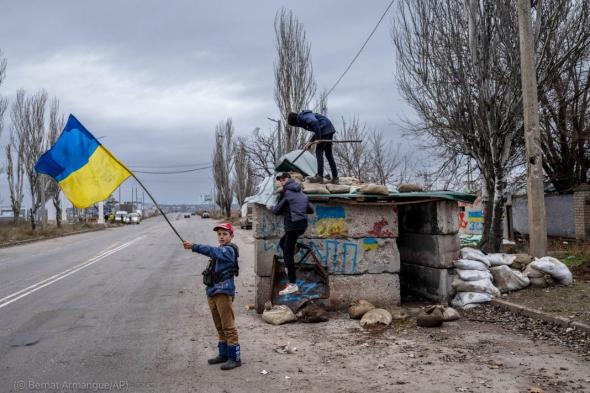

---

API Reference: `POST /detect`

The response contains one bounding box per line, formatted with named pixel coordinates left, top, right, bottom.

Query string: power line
left=324, top=0, right=395, bottom=99
left=132, top=165, right=213, bottom=174
left=128, top=162, right=210, bottom=169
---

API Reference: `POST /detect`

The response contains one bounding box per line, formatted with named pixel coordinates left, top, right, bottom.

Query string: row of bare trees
left=212, top=118, right=257, bottom=217
left=392, top=0, right=590, bottom=251
left=0, top=51, right=66, bottom=229
left=242, top=8, right=410, bottom=187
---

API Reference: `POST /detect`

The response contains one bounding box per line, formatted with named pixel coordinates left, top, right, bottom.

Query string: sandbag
left=296, top=301, right=328, bottom=323
left=326, top=184, right=351, bottom=194
left=338, top=176, right=360, bottom=186
left=460, top=248, right=491, bottom=266
left=262, top=305, right=297, bottom=325
left=451, top=277, right=500, bottom=297
left=487, top=253, right=517, bottom=267
left=529, top=276, right=552, bottom=288
left=455, top=268, right=493, bottom=281
left=523, top=264, right=545, bottom=278
left=416, top=306, right=443, bottom=327
left=442, top=306, right=461, bottom=321
left=288, top=172, right=305, bottom=182
left=302, top=182, right=329, bottom=194
left=489, top=265, right=530, bottom=293
left=530, top=257, right=573, bottom=285
left=360, top=308, right=392, bottom=328
left=453, top=259, right=490, bottom=271
left=397, top=183, right=424, bottom=192
left=451, top=292, right=492, bottom=309
left=348, top=300, right=376, bottom=320
left=357, top=183, right=389, bottom=196
left=512, top=254, right=534, bottom=270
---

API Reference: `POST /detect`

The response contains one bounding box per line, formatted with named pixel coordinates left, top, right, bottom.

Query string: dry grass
left=0, top=221, right=101, bottom=244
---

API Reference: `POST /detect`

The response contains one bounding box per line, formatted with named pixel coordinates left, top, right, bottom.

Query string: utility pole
left=268, top=117, right=282, bottom=158
left=517, top=0, right=547, bottom=257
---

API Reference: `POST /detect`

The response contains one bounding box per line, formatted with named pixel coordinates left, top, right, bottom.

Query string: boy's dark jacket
left=272, top=179, right=314, bottom=231
left=191, top=244, right=236, bottom=297
left=295, top=110, right=336, bottom=141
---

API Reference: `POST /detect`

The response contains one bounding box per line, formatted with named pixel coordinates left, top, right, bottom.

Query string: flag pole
left=131, top=173, right=184, bottom=242
left=99, top=145, right=184, bottom=243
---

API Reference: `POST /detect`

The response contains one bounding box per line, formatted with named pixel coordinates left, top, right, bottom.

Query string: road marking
left=0, top=236, right=145, bottom=310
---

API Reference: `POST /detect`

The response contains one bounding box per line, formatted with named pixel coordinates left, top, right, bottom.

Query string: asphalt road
left=2, top=215, right=589, bottom=393
left=0, top=214, right=235, bottom=393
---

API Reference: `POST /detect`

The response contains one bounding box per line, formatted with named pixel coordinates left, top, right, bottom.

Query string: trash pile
left=451, top=247, right=574, bottom=309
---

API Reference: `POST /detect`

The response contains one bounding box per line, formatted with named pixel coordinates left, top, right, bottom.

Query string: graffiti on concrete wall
left=263, top=237, right=360, bottom=274
left=368, top=218, right=395, bottom=237
left=458, top=198, right=483, bottom=234
left=313, top=206, right=348, bottom=236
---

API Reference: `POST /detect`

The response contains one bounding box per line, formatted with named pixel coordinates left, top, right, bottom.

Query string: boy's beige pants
left=207, top=294, right=239, bottom=345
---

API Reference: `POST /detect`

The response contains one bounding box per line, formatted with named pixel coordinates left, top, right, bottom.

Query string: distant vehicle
left=183, top=213, right=191, bottom=218
left=201, top=211, right=210, bottom=219
left=115, top=211, right=128, bottom=223
left=240, top=203, right=252, bottom=229
left=126, top=212, right=141, bottom=224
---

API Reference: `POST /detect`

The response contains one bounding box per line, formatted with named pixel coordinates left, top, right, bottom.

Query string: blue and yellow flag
left=35, top=115, right=131, bottom=208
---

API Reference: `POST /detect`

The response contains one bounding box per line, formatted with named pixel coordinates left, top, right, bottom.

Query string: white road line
left=0, top=236, right=145, bottom=310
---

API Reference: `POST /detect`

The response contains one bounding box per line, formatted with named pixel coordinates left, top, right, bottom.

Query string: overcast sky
left=0, top=0, right=416, bottom=206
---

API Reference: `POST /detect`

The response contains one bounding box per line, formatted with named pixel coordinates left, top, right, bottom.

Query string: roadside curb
left=0, top=226, right=107, bottom=249
left=491, top=298, right=590, bottom=333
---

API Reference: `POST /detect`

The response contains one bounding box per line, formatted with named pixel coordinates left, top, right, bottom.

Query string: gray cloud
left=0, top=0, right=416, bottom=205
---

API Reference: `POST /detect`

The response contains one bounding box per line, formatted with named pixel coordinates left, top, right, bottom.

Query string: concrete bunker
left=252, top=191, right=475, bottom=313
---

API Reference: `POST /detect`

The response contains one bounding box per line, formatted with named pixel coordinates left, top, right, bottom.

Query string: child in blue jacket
left=183, top=222, right=241, bottom=370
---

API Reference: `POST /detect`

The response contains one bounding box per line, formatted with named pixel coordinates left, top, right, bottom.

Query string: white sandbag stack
left=451, top=248, right=499, bottom=308
left=529, top=256, right=573, bottom=286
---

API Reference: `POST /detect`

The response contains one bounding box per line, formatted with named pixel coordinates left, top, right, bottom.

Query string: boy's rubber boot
left=220, top=344, right=242, bottom=370
left=208, top=342, right=228, bottom=364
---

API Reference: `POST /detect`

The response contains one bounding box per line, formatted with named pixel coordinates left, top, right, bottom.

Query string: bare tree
left=232, top=138, right=257, bottom=210
left=367, top=131, right=401, bottom=185
left=244, top=127, right=281, bottom=179
left=274, top=7, right=317, bottom=153
left=315, top=89, right=329, bottom=116
left=46, top=98, right=66, bottom=227
left=212, top=118, right=234, bottom=217
left=392, top=0, right=589, bottom=252
left=333, top=117, right=371, bottom=182
left=0, top=50, right=7, bottom=139
left=12, top=89, right=48, bottom=230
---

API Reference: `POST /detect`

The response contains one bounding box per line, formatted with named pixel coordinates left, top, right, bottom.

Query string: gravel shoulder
left=183, top=229, right=590, bottom=393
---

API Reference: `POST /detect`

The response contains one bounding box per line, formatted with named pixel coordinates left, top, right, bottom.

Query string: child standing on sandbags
left=272, top=172, right=315, bottom=295
left=183, top=222, right=241, bottom=370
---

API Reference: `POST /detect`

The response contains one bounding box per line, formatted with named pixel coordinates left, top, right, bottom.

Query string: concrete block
left=400, top=263, right=455, bottom=304
left=255, top=275, right=272, bottom=314
left=328, top=273, right=400, bottom=311
left=397, top=233, right=460, bottom=268
left=252, top=202, right=398, bottom=239
left=398, top=200, right=459, bottom=235
left=256, top=237, right=400, bottom=275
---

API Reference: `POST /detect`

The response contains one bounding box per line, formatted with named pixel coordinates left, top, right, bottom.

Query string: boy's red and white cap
left=213, top=222, right=234, bottom=235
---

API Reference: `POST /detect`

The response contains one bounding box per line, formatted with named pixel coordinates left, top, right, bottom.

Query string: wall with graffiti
left=253, top=202, right=398, bottom=239
left=259, top=236, right=399, bottom=275
left=458, top=197, right=483, bottom=235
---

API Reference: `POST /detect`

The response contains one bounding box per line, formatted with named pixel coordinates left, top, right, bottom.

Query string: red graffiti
left=458, top=211, right=468, bottom=229
left=368, top=218, right=395, bottom=237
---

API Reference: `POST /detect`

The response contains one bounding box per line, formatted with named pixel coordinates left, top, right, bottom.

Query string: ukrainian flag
left=35, top=115, right=131, bottom=208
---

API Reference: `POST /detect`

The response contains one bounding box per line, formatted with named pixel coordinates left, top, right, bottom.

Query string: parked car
left=126, top=212, right=141, bottom=224
left=183, top=213, right=191, bottom=218
left=201, top=211, right=210, bottom=219
left=115, top=211, right=128, bottom=223
left=239, top=203, right=252, bottom=229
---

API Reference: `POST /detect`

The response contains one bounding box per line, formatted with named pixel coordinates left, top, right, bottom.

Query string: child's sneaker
left=279, top=283, right=299, bottom=296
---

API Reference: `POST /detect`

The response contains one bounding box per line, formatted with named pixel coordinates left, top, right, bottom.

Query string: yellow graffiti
left=361, top=242, right=379, bottom=251
left=316, top=218, right=348, bottom=236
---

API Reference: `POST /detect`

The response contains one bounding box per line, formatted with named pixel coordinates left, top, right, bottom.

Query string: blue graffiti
left=277, top=279, right=321, bottom=302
